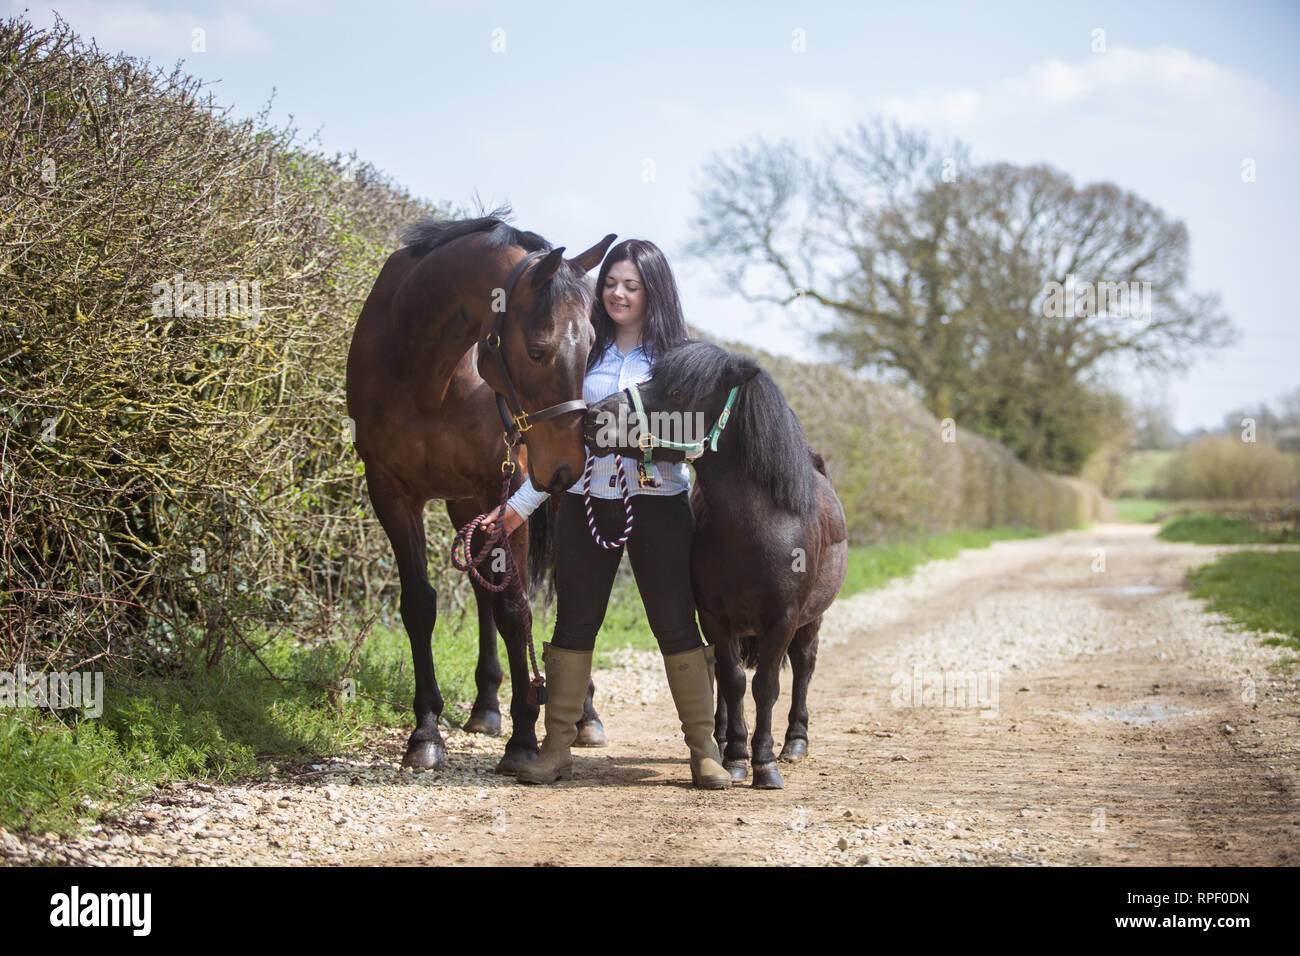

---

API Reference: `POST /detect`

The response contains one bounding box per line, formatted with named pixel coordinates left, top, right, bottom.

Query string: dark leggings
left=551, top=491, right=704, bottom=655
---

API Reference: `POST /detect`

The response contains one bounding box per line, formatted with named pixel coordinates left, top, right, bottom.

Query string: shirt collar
left=605, top=341, right=645, bottom=358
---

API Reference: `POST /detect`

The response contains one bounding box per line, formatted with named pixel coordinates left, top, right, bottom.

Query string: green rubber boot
left=663, top=645, right=732, bottom=790
left=517, top=642, right=591, bottom=785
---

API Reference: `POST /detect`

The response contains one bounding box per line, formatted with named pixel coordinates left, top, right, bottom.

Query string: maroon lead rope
left=581, top=452, right=634, bottom=548
left=450, top=463, right=547, bottom=706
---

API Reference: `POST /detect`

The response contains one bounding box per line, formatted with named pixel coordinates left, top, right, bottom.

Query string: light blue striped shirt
left=506, top=341, right=691, bottom=518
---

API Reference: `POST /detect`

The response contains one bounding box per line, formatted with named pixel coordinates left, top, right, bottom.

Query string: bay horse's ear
left=567, top=234, right=618, bottom=274
left=529, top=246, right=567, bottom=289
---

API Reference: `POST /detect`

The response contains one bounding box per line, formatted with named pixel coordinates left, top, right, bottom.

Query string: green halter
left=626, top=383, right=740, bottom=464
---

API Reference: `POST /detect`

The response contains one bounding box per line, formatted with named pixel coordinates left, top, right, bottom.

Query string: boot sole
left=517, top=764, right=573, bottom=785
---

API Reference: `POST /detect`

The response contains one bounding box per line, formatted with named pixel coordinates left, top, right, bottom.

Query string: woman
left=482, top=239, right=730, bottom=789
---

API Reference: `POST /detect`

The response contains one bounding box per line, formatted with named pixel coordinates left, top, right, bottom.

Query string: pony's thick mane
left=401, top=205, right=588, bottom=314
left=657, top=342, right=817, bottom=515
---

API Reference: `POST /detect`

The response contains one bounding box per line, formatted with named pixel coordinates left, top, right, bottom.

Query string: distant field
left=1116, top=449, right=1175, bottom=498
left=1111, top=498, right=1175, bottom=523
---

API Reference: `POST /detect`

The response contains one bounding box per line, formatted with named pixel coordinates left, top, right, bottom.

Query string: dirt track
left=6, top=523, right=1297, bottom=866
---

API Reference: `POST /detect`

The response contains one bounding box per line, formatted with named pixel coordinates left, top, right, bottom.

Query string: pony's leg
left=750, top=612, right=799, bottom=789
left=574, top=674, right=607, bottom=747
left=779, top=618, right=822, bottom=762
left=719, top=639, right=751, bottom=783
left=366, top=470, right=445, bottom=770
left=702, top=612, right=748, bottom=783
left=446, top=500, right=503, bottom=736
left=490, top=522, right=542, bottom=774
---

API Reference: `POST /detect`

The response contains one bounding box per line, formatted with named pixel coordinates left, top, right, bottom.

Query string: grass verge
left=838, top=526, right=1042, bottom=599
left=0, top=610, right=479, bottom=835
left=1186, top=551, right=1300, bottom=652
left=1158, top=512, right=1296, bottom=544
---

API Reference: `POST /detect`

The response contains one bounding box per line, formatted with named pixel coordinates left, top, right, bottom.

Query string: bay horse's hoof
left=402, top=740, right=446, bottom=771
left=493, top=746, right=538, bottom=775
left=463, top=709, right=502, bottom=736
left=779, top=738, right=808, bottom=762
left=574, top=719, right=607, bottom=748
left=724, top=761, right=749, bottom=783
left=752, top=762, right=785, bottom=789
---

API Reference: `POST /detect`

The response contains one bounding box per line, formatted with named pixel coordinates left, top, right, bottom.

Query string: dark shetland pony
left=347, top=211, right=615, bottom=773
left=585, top=341, right=848, bottom=788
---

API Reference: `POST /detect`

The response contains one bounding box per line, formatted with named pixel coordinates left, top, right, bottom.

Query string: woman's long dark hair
left=587, top=239, right=690, bottom=370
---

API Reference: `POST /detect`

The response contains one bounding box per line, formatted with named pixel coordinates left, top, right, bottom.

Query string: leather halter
left=481, top=250, right=588, bottom=451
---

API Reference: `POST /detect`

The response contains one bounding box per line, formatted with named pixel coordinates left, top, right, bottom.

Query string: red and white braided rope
left=581, top=452, right=633, bottom=549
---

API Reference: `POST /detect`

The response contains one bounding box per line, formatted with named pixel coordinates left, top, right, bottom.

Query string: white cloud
left=876, top=45, right=1297, bottom=158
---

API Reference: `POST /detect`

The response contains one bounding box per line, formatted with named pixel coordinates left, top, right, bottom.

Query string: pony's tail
left=526, top=496, right=556, bottom=608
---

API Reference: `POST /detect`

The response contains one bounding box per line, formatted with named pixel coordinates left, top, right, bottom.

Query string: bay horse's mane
left=657, top=341, right=817, bottom=515
left=400, top=206, right=590, bottom=313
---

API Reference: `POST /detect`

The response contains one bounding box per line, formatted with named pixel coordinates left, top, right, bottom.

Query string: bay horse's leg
left=489, top=521, right=541, bottom=774
left=446, top=500, right=503, bottom=737
left=702, top=611, right=748, bottom=783
left=779, top=618, right=822, bottom=762
left=751, top=611, right=799, bottom=790
left=366, top=470, right=445, bottom=770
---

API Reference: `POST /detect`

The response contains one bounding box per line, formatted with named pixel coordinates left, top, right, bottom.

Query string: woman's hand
left=481, top=504, right=524, bottom=536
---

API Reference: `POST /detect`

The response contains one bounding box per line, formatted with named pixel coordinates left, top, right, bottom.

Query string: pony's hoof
left=724, top=761, right=749, bottom=783
left=402, top=740, right=446, bottom=771
left=752, top=762, right=785, bottom=789
left=493, top=746, right=538, bottom=775
left=463, top=710, right=502, bottom=736
left=779, top=738, right=808, bottom=762
left=574, top=719, right=607, bottom=748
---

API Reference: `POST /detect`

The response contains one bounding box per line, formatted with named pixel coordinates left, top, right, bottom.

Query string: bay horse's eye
left=527, top=349, right=545, bottom=363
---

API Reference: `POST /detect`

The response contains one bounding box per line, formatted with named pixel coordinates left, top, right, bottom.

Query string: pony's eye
left=527, top=349, right=545, bottom=363
left=670, top=388, right=682, bottom=401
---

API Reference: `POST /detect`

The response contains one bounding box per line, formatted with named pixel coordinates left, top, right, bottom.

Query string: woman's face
left=603, top=259, right=646, bottom=334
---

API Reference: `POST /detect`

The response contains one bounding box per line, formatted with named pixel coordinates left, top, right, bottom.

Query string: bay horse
left=585, top=341, right=848, bottom=788
left=346, top=212, right=615, bottom=773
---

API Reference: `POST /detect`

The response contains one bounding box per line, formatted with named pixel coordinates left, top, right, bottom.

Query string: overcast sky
left=12, top=0, right=1298, bottom=431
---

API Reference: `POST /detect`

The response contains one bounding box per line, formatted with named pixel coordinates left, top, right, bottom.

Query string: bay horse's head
left=479, top=234, right=616, bottom=493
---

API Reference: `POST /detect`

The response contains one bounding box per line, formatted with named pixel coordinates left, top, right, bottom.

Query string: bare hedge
left=1, top=16, right=464, bottom=673
left=1159, top=435, right=1300, bottom=501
